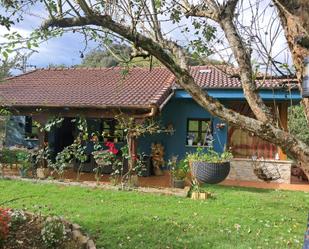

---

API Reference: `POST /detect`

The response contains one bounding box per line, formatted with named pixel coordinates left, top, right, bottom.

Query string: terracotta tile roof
left=0, top=67, right=174, bottom=109
left=184, top=65, right=298, bottom=89
left=0, top=66, right=298, bottom=109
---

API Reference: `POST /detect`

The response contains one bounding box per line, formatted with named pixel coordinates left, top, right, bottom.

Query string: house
left=0, top=66, right=302, bottom=183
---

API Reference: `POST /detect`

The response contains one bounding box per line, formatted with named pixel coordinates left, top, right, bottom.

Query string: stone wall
left=228, top=158, right=292, bottom=184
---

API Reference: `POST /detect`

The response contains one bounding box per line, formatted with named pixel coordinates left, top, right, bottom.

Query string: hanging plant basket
left=191, top=161, right=230, bottom=184
left=252, top=159, right=281, bottom=182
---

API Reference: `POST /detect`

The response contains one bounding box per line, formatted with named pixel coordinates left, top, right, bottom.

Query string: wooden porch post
left=33, top=114, right=48, bottom=148
left=128, top=133, right=137, bottom=170
left=32, top=114, right=48, bottom=167
left=278, top=103, right=288, bottom=160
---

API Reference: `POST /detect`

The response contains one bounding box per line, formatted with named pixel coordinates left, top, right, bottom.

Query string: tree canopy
left=0, top=60, right=12, bottom=80
left=79, top=45, right=222, bottom=68
left=289, top=105, right=309, bottom=145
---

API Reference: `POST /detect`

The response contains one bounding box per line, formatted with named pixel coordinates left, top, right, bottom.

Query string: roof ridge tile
left=2, top=69, right=39, bottom=81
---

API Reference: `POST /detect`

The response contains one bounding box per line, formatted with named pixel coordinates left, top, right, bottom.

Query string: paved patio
left=2, top=166, right=309, bottom=192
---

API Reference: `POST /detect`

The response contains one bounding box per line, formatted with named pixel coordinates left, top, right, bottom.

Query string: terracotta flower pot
left=36, top=168, right=50, bottom=179
left=173, top=179, right=185, bottom=189
left=19, top=168, right=28, bottom=178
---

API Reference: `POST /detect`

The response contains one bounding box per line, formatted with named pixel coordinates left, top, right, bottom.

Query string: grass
left=0, top=179, right=308, bottom=249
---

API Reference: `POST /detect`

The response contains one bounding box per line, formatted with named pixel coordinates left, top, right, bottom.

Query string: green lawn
left=0, top=179, right=308, bottom=249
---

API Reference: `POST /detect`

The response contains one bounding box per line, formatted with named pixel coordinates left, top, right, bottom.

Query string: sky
left=0, top=0, right=292, bottom=74
left=0, top=28, right=85, bottom=69
left=0, top=7, right=87, bottom=69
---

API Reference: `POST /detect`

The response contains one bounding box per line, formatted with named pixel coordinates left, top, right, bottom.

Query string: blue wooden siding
left=137, top=88, right=301, bottom=164
left=138, top=98, right=227, bottom=163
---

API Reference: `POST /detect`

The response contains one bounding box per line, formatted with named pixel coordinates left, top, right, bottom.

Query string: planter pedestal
left=36, top=168, right=50, bottom=179
left=191, top=191, right=211, bottom=200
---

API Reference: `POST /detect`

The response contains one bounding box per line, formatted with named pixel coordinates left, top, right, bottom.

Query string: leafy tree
left=1, top=0, right=309, bottom=177
left=79, top=45, right=163, bottom=68
left=288, top=105, right=309, bottom=145
left=47, top=63, right=67, bottom=68
left=80, top=45, right=222, bottom=68
left=80, top=45, right=131, bottom=68
left=0, top=60, right=13, bottom=80
left=81, top=49, right=119, bottom=68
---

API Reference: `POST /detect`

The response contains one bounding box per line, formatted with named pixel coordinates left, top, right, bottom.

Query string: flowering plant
left=187, top=133, right=195, bottom=140
left=92, top=142, right=121, bottom=183
left=92, top=150, right=117, bottom=166
left=92, top=142, right=119, bottom=165
left=104, top=141, right=119, bottom=155
left=8, top=209, right=27, bottom=227
left=0, top=207, right=11, bottom=247
left=16, top=150, right=32, bottom=170
left=168, top=156, right=189, bottom=180
left=41, top=216, right=67, bottom=248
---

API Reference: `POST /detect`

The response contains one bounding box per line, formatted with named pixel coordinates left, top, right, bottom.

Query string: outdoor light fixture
left=302, top=57, right=309, bottom=97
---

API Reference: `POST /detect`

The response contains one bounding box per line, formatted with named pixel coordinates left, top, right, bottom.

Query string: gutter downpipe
left=134, top=105, right=158, bottom=118
left=159, top=91, right=175, bottom=112
left=134, top=90, right=175, bottom=119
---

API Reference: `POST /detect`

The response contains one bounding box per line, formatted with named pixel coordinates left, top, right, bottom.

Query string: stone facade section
left=227, top=158, right=292, bottom=184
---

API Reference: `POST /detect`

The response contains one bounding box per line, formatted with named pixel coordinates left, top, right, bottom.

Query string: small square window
left=187, top=119, right=212, bottom=146
left=102, top=119, right=124, bottom=143
left=25, top=116, right=39, bottom=139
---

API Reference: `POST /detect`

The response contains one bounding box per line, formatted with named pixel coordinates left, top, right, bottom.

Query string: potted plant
left=0, top=148, right=19, bottom=177
left=34, top=147, right=51, bottom=179
left=71, top=142, right=88, bottom=181
left=113, top=130, right=122, bottom=143
left=16, top=150, right=31, bottom=178
left=92, top=141, right=120, bottom=183
left=187, top=133, right=195, bottom=146
left=102, top=131, right=110, bottom=142
left=168, top=157, right=189, bottom=188
left=186, top=147, right=233, bottom=184
left=50, top=146, right=74, bottom=181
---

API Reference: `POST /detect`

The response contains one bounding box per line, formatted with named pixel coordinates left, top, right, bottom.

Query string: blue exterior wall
left=137, top=88, right=301, bottom=164
left=138, top=98, right=228, bottom=163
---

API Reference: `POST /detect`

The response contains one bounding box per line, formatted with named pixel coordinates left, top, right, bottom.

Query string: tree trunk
left=274, top=0, right=309, bottom=122
left=219, top=18, right=274, bottom=124
left=273, top=0, right=309, bottom=176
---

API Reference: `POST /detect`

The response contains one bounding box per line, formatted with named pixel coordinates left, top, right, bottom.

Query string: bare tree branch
left=41, top=15, right=309, bottom=168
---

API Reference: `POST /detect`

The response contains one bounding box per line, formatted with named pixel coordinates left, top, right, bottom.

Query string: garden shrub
left=8, top=210, right=26, bottom=227
left=41, top=216, right=67, bottom=248
left=0, top=148, right=18, bottom=164
left=288, top=104, right=309, bottom=145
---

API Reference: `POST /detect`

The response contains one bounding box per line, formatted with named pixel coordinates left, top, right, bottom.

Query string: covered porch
left=2, top=165, right=309, bottom=192
left=0, top=66, right=307, bottom=187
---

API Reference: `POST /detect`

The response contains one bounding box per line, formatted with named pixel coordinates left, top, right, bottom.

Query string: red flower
left=109, top=147, right=118, bottom=155
left=104, top=142, right=118, bottom=155
left=0, top=208, right=11, bottom=243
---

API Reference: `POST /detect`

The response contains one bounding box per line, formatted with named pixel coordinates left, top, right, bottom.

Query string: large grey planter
left=191, top=161, right=230, bottom=184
